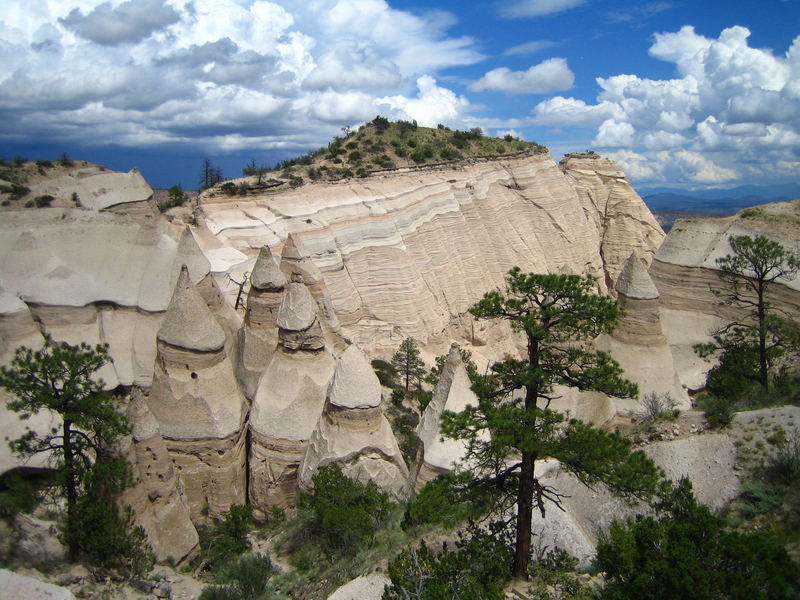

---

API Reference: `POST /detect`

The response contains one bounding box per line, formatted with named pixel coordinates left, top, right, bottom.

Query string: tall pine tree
left=443, top=268, right=663, bottom=578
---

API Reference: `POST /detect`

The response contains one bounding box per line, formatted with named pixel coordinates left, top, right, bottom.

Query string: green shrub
left=386, top=404, right=419, bottom=467
left=220, top=182, right=238, bottom=196
left=739, top=480, right=781, bottom=519
left=528, top=548, right=594, bottom=599
left=0, top=471, right=40, bottom=517
left=202, top=553, right=275, bottom=600
left=305, top=464, right=391, bottom=555
left=348, top=151, right=361, bottom=162
left=371, top=359, right=397, bottom=388
left=33, top=194, right=53, bottom=207
left=696, top=394, right=734, bottom=428
left=596, top=478, right=800, bottom=600
left=384, top=531, right=511, bottom=600
left=769, top=427, right=800, bottom=484
left=402, top=472, right=481, bottom=531
left=198, top=504, right=253, bottom=572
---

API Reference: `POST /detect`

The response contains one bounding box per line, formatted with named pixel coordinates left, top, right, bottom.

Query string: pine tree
left=696, top=234, right=799, bottom=394
left=442, top=268, right=663, bottom=578
left=391, top=338, right=426, bottom=392
left=0, top=336, right=150, bottom=570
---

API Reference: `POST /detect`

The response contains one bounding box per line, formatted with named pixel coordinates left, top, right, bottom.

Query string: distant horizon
left=2, top=1, right=798, bottom=193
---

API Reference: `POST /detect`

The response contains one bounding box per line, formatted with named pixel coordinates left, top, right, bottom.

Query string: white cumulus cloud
left=470, top=58, right=574, bottom=94
left=0, top=0, right=482, bottom=155
left=531, top=25, right=800, bottom=186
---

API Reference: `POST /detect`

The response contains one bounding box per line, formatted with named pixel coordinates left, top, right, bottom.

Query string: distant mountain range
left=638, top=184, right=800, bottom=215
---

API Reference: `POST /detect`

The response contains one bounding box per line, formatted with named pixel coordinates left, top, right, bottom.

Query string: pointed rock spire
left=327, top=345, right=382, bottom=410
left=615, top=251, right=659, bottom=299
left=158, top=265, right=225, bottom=351
left=175, top=227, right=211, bottom=283
left=280, top=233, right=323, bottom=284
left=251, top=245, right=287, bottom=291
left=277, top=281, right=317, bottom=332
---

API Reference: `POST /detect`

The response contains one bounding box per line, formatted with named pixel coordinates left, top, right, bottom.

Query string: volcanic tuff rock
left=148, top=266, right=247, bottom=520
left=277, top=280, right=326, bottom=351
left=280, top=234, right=341, bottom=334
left=559, top=156, right=665, bottom=291
left=120, top=395, right=198, bottom=563
left=649, top=201, right=800, bottom=389
left=249, top=279, right=335, bottom=515
left=201, top=153, right=664, bottom=348
left=299, top=345, right=409, bottom=500
left=535, top=432, right=740, bottom=567
left=235, top=245, right=287, bottom=400
left=414, top=343, right=480, bottom=491
left=27, top=165, right=157, bottom=216
left=0, top=569, right=76, bottom=600
left=596, top=250, right=689, bottom=410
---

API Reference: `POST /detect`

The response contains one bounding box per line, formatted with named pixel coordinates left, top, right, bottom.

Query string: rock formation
left=559, top=155, right=665, bottom=291
left=248, top=280, right=335, bottom=516
left=31, top=165, right=157, bottom=215
left=414, top=343, right=480, bottom=491
left=595, top=250, right=689, bottom=410
left=650, top=202, right=800, bottom=389
left=299, top=344, right=408, bottom=500
left=280, top=234, right=341, bottom=334
left=120, top=395, right=198, bottom=563
left=201, top=153, right=664, bottom=348
left=235, top=245, right=287, bottom=400
left=148, top=266, right=247, bottom=520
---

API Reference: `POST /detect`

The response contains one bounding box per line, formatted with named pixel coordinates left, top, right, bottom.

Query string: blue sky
left=1, top=0, right=798, bottom=191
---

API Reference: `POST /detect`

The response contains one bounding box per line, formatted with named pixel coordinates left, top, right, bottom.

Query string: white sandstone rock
left=299, top=345, right=409, bottom=500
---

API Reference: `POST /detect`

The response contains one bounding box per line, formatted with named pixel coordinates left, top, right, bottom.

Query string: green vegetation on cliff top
left=212, top=117, right=548, bottom=196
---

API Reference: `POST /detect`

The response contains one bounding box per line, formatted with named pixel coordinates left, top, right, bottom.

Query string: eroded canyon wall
left=200, top=153, right=664, bottom=349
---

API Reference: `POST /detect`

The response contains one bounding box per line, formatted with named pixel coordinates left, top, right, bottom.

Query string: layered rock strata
left=248, top=280, right=335, bottom=515
left=299, top=345, right=408, bottom=500
left=649, top=204, right=800, bottom=389
left=201, top=154, right=664, bottom=347
left=0, top=210, right=216, bottom=389
left=148, top=266, right=247, bottom=520
left=414, top=344, right=480, bottom=491
left=235, top=246, right=287, bottom=399
left=120, top=395, right=198, bottom=563
left=559, top=156, right=665, bottom=292
left=31, top=165, right=157, bottom=215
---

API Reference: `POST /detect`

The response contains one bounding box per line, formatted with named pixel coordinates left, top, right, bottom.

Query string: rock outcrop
left=299, top=345, right=408, bottom=500
left=148, top=266, right=247, bottom=520
left=650, top=202, right=800, bottom=389
left=534, top=432, right=740, bottom=567
left=559, top=155, right=665, bottom=292
left=201, top=153, right=664, bottom=349
left=414, top=344, right=480, bottom=491
left=235, top=245, right=287, bottom=400
left=0, top=210, right=216, bottom=389
left=595, top=250, right=689, bottom=410
left=248, top=280, right=335, bottom=515
left=0, top=569, right=76, bottom=600
left=30, top=165, right=157, bottom=215
left=120, top=395, right=198, bottom=563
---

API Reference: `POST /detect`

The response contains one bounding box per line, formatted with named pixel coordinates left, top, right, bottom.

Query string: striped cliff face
left=201, top=153, right=664, bottom=351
